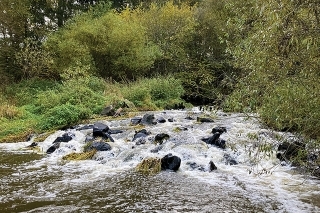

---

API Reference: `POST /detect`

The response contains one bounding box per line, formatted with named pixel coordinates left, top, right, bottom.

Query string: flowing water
left=0, top=108, right=319, bottom=213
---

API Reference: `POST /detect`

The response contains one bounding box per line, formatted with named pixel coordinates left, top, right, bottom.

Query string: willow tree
left=45, top=5, right=160, bottom=80
left=218, top=0, right=320, bottom=138
left=132, top=1, right=197, bottom=74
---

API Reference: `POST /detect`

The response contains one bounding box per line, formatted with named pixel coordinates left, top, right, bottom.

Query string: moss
left=33, top=130, right=57, bottom=142
left=0, top=129, right=34, bottom=143
left=62, top=149, right=97, bottom=161
left=136, top=157, right=161, bottom=175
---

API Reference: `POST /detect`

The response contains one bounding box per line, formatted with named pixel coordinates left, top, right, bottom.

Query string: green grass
left=0, top=75, right=186, bottom=142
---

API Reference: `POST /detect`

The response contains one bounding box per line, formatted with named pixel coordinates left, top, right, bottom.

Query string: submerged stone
left=141, top=113, right=157, bottom=125
left=131, top=117, right=142, bottom=125
left=86, top=141, right=111, bottom=152
left=212, top=127, right=227, bottom=134
left=197, top=117, right=214, bottom=123
left=156, top=117, right=166, bottom=123
left=133, top=129, right=150, bottom=142
left=46, top=142, right=60, bottom=154
left=53, top=132, right=74, bottom=143
left=154, top=133, right=170, bottom=144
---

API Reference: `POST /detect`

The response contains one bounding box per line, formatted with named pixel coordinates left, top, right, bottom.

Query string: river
left=0, top=108, right=319, bottom=212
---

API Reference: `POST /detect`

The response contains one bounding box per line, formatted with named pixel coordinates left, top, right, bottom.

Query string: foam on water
left=0, top=108, right=319, bottom=212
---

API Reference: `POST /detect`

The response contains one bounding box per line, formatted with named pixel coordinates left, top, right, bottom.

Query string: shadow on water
left=0, top=151, right=271, bottom=213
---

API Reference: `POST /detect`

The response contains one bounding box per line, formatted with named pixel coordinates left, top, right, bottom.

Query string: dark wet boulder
left=85, top=135, right=94, bottom=143
left=93, top=122, right=109, bottom=137
left=201, top=133, right=226, bottom=149
left=209, top=161, right=217, bottom=171
left=161, top=153, right=181, bottom=171
left=104, top=133, right=115, bottom=142
left=108, top=129, right=123, bottom=134
left=131, top=117, right=142, bottom=125
left=133, top=129, right=150, bottom=142
left=212, top=127, right=227, bottom=134
left=46, top=142, right=61, bottom=154
left=168, top=118, right=174, bottom=122
left=141, top=113, right=157, bottom=125
left=197, top=117, right=214, bottom=123
left=85, top=141, right=111, bottom=152
left=27, top=142, right=38, bottom=148
left=92, top=123, right=114, bottom=142
left=216, top=139, right=226, bottom=149
left=157, top=117, right=166, bottom=123
left=186, top=162, right=206, bottom=171
left=53, top=132, right=75, bottom=143
left=185, top=116, right=194, bottom=120
left=100, top=105, right=115, bottom=116
left=224, top=154, right=238, bottom=165
left=277, top=141, right=305, bottom=161
left=150, top=145, right=163, bottom=153
left=174, top=102, right=185, bottom=110
left=154, top=133, right=170, bottom=144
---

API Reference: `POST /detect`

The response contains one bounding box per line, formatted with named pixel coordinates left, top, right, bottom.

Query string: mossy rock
left=62, top=149, right=97, bottom=161
left=136, top=157, right=161, bottom=175
left=33, top=130, right=57, bottom=142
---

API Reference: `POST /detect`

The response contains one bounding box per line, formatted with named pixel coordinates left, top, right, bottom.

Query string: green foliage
left=136, top=1, right=197, bottom=73
left=260, top=78, right=320, bottom=139
left=122, top=76, right=185, bottom=110
left=4, top=78, right=59, bottom=106
left=15, top=38, right=55, bottom=79
left=39, top=103, right=90, bottom=130
left=216, top=0, right=320, bottom=140
left=33, top=77, right=107, bottom=115
left=45, top=7, right=160, bottom=80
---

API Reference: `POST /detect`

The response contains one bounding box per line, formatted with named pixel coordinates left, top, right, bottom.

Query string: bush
left=260, top=78, right=320, bottom=139
left=122, top=76, right=185, bottom=110
left=33, top=77, right=107, bottom=115
left=45, top=8, right=160, bottom=80
left=39, top=103, right=90, bottom=130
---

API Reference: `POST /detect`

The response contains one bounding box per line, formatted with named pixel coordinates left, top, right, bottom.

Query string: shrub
left=39, top=103, right=90, bottom=130
left=122, top=76, right=185, bottom=110
left=260, top=78, right=320, bottom=139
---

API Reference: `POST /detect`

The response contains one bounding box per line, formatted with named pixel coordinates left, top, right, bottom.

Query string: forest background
left=0, top=0, right=319, bottom=166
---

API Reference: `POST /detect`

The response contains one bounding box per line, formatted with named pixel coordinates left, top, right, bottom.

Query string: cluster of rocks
left=201, top=127, right=227, bottom=149
left=30, top=112, right=233, bottom=174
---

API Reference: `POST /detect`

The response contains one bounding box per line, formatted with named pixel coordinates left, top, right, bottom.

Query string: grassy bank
left=0, top=76, right=185, bottom=142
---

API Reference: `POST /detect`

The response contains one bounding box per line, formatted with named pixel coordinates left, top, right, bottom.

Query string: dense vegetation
left=0, top=0, right=319, bottom=170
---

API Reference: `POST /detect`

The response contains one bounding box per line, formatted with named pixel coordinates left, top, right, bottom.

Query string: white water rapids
left=0, top=108, right=319, bottom=212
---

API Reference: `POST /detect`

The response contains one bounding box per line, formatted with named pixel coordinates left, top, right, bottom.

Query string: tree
left=0, top=0, right=31, bottom=79
left=135, top=1, right=197, bottom=73
left=45, top=6, right=160, bottom=80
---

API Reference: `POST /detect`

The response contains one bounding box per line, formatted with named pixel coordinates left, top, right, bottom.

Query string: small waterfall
left=0, top=108, right=319, bottom=212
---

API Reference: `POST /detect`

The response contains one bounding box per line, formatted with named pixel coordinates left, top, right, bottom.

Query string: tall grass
left=0, top=76, right=185, bottom=142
